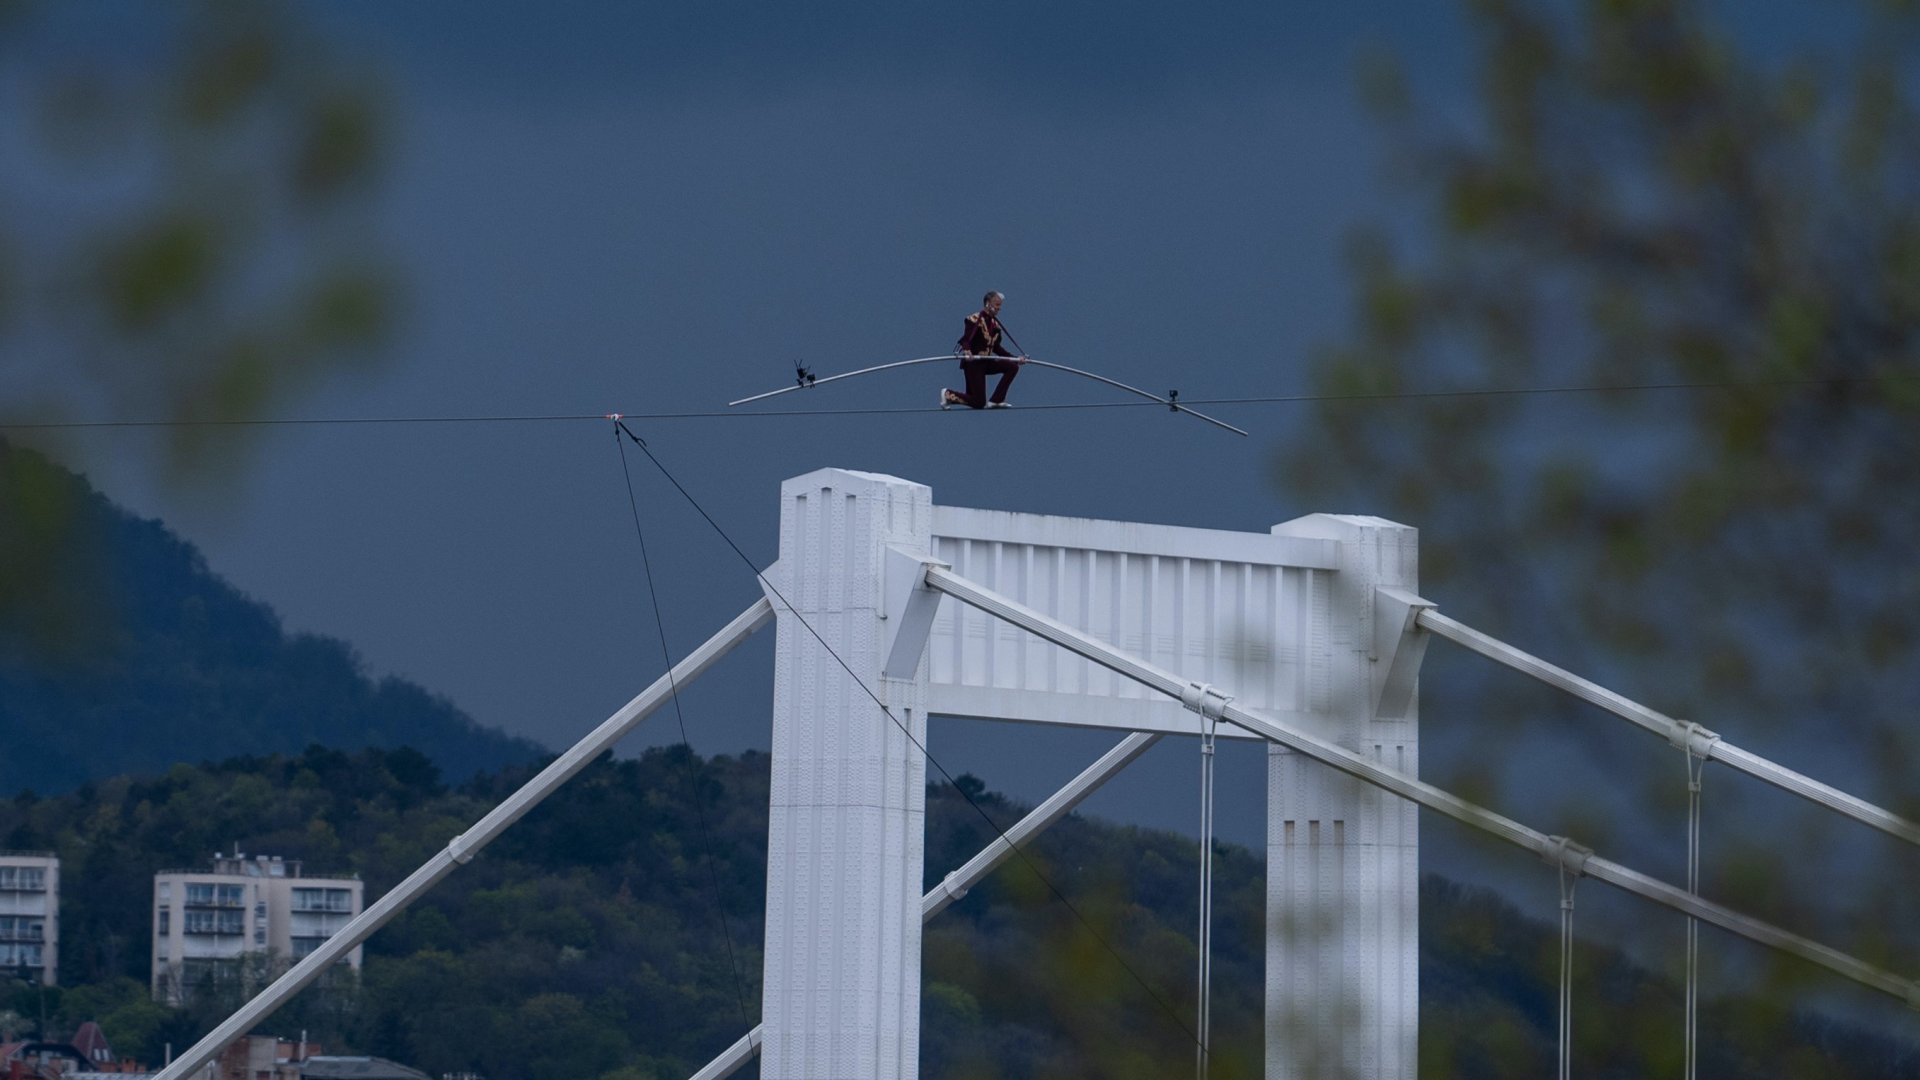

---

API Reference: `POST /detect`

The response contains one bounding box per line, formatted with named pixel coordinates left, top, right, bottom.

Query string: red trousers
left=951, top=357, right=1020, bottom=408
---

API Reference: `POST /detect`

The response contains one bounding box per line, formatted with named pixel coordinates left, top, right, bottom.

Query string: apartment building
left=0, top=852, right=57, bottom=986
left=152, top=852, right=363, bottom=1005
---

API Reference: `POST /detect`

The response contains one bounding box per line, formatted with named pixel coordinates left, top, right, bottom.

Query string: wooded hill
left=0, top=439, right=544, bottom=794
left=2, top=747, right=1913, bottom=1080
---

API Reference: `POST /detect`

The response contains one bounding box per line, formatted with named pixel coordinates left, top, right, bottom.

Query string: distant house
left=0, top=1039, right=87, bottom=1079
left=68, top=1022, right=113, bottom=1068
left=0, top=852, right=58, bottom=986
left=152, top=852, right=363, bottom=1006
left=298, top=1057, right=431, bottom=1080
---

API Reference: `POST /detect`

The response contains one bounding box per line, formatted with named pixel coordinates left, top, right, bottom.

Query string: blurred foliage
left=1, top=751, right=1913, bottom=1077
left=0, top=0, right=398, bottom=642
left=1279, top=0, right=1920, bottom=1031
left=0, top=0, right=396, bottom=454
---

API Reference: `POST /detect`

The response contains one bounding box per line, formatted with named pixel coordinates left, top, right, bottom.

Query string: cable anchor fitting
left=1667, top=719, right=1720, bottom=760
left=1180, top=681, right=1233, bottom=722
left=1168, top=389, right=1180, bottom=412
left=1542, top=835, right=1593, bottom=880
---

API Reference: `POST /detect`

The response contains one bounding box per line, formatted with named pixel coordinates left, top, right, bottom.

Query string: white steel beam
left=689, top=730, right=1164, bottom=1080
left=1417, top=609, right=1920, bottom=848
left=925, top=566, right=1920, bottom=1008
left=153, top=598, right=778, bottom=1080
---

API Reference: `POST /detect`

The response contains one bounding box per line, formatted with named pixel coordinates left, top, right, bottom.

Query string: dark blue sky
left=20, top=0, right=1897, bottom=948
left=37, top=1, right=1479, bottom=852
left=14, top=0, right=1919, bottom=1035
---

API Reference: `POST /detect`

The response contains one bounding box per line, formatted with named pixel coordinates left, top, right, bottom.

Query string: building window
left=0, top=867, right=44, bottom=891
left=292, top=888, right=353, bottom=913
left=184, top=910, right=217, bottom=935
left=185, top=883, right=215, bottom=906
left=216, top=884, right=245, bottom=907
left=0, top=943, right=44, bottom=968
left=157, top=909, right=170, bottom=935
left=0, top=917, right=45, bottom=942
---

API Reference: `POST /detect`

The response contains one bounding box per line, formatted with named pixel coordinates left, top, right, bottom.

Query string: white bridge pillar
left=1265, top=514, right=1419, bottom=1079
left=760, top=468, right=933, bottom=1080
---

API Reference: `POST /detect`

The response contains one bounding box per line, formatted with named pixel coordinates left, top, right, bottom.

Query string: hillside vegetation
left=2, top=748, right=1914, bottom=1079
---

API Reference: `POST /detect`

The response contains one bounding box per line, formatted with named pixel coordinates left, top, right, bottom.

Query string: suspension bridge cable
left=5, top=371, right=1913, bottom=430
left=1683, top=744, right=1711, bottom=1080
left=1195, top=715, right=1218, bottom=1080
left=611, top=424, right=753, bottom=1027
left=1558, top=865, right=1578, bottom=1080
left=610, top=420, right=1209, bottom=1056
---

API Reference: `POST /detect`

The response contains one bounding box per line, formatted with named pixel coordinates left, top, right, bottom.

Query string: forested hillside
left=0, top=439, right=542, bottom=792
left=2, top=748, right=1913, bottom=1079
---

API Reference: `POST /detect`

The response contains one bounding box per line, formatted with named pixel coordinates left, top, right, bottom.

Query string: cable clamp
left=1542, top=835, right=1593, bottom=878
left=1168, top=389, right=1181, bottom=412
left=447, top=832, right=476, bottom=865
left=1667, top=719, right=1720, bottom=759
left=1181, top=681, right=1233, bottom=721
left=940, top=871, right=969, bottom=904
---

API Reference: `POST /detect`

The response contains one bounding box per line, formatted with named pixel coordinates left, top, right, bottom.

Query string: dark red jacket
left=956, top=309, right=1013, bottom=359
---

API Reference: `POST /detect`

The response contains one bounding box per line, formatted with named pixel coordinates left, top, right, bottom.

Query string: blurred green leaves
left=1280, top=0, right=1920, bottom=1047
left=1, top=0, right=399, bottom=473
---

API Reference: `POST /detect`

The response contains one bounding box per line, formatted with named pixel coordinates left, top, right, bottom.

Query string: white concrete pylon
left=760, top=468, right=934, bottom=1080
left=1265, top=514, right=1420, bottom=1080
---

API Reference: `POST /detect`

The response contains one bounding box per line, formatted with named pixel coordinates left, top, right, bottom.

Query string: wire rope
left=611, top=424, right=753, bottom=1027
left=7, top=372, right=1910, bottom=430
left=1684, top=745, right=1710, bottom=1080
left=1195, top=713, right=1218, bottom=1080
left=610, top=420, right=1208, bottom=1055
left=1558, top=865, right=1578, bottom=1080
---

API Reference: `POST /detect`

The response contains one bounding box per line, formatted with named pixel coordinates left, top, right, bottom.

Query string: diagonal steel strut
left=923, top=565, right=1920, bottom=1009
left=689, top=730, right=1164, bottom=1080
left=153, top=598, right=778, bottom=1080
left=1415, top=609, right=1920, bottom=847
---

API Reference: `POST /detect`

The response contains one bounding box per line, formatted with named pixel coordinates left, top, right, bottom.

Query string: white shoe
left=940, top=389, right=954, bottom=410
left=987, top=401, right=1011, bottom=409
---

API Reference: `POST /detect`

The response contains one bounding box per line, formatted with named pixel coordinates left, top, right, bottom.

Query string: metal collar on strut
left=1667, top=718, right=1721, bottom=759
left=1180, top=681, right=1233, bottom=721
left=1542, top=835, right=1594, bottom=878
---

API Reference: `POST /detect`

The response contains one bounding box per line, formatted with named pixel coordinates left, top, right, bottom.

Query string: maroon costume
left=948, top=308, right=1021, bottom=408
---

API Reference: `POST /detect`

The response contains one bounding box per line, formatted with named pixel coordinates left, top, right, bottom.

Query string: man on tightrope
left=942, top=290, right=1028, bottom=410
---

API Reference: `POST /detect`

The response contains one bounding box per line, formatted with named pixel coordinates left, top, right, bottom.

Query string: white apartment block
left=0, top=852, right=58, bottom=986
left=152, top=852, right=363, bottom=1005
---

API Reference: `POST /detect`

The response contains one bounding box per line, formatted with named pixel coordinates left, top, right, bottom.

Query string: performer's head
left=982, top=290, right=1004, bottom=315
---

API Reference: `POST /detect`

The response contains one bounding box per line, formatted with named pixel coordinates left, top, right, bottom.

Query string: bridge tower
left=759, top=468, right=1418, bottom=1079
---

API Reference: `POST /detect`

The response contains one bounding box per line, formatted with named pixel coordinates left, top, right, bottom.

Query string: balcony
left=183, top=917, right=246, bottom=937
left=0, top=928, right=44, bottom=942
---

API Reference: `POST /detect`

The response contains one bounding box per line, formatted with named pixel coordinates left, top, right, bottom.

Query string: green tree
left=1281, top=0, right=1920, bottom=1052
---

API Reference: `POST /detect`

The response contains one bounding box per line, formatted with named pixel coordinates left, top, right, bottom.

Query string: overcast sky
left=20, top=2, right=1481, bottom=848
left=18, top=6, right=1913, bottom=1019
